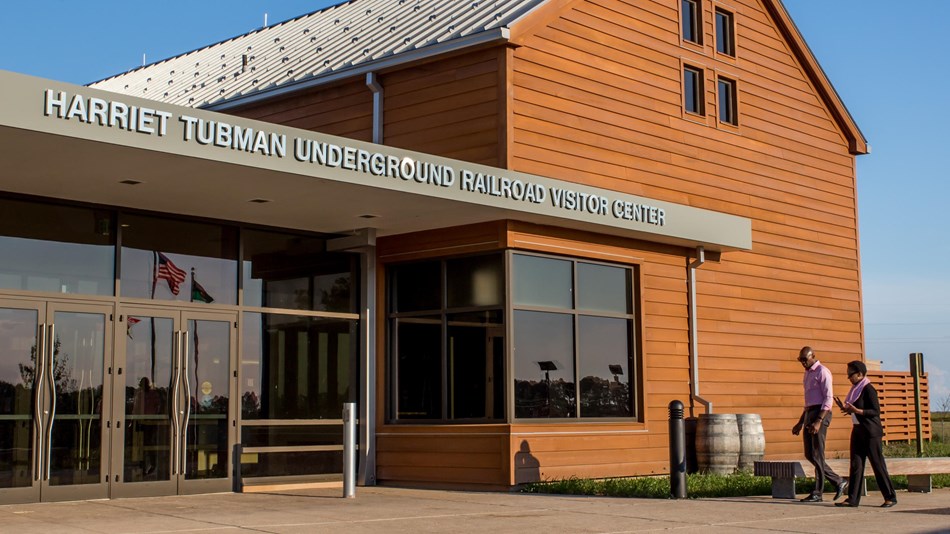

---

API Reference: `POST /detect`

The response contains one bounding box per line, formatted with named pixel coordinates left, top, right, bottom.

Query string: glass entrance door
left=0, top=299, right=113, bottom=504
left=112, top=308, right=235, bottom=498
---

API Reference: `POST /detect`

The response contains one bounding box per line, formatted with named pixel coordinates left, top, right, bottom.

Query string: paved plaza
left=1, top=486, right=948, bottom=533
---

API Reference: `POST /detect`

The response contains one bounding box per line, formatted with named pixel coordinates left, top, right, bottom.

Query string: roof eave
left=204, top=27, right=511, bottom=112
left=766, top=0, right=868, bottom=155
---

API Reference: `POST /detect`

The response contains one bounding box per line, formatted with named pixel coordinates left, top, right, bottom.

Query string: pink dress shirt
left=803, top=360, right=833, bottom=411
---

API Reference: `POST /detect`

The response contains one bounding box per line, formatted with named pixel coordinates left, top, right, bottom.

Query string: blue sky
left=1, top=1, right=947, bottom=401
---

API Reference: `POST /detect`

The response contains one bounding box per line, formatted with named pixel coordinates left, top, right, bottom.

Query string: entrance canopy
left=0, top=70, right=750, bottom=251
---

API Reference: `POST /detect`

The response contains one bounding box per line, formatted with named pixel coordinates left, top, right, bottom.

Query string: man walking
left=792, top=346, right=847, bottom=502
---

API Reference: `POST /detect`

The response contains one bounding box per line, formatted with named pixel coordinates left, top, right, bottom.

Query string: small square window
left=682, top=0, right=702, bottom=45
left=684, top=66, right=705, bottom=116
left=715, top=8, right=735, bottom=56
left=718, top=76, right=738, bottom=126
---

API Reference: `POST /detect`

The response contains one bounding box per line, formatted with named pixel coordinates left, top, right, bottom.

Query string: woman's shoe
left=880, top=500, right=897, bottom=508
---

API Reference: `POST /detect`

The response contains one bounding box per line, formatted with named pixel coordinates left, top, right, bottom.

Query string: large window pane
left=513, top=254, right=572, bottom=309
left=241, top=425, right=343, bottom=447
left=578, top=316, right=633, bottom=418
left=392, top=261, right=441, bottom=312
left=241, top=450, right=341, bottom=478
left=447, top=310, right=504, bottom=420
left=242, top=229, right=355, bottom=312
left=513, top=310, right=575, bottom=418
left=0, top=307, right=38, bottom=489
left=0, top=198, right=114, bottom=296
left=242, top=313, right=356, bottom=420
left=577, top=262, right=631, bottom=314
left=120, top=214, right=237, bottom=304
left=446, top=254, right=503, bottom=308
left=395, top=316, right=441, bottom=419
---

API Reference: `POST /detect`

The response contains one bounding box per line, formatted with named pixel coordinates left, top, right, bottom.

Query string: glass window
left=447, top=310, right=504, bottom=420
left=513, top=254, right=572, bottom=309
left=718, top=76, right=738, bottom=126
left=513, top=311, right=575, bottom=419
left=682, top=0, right=702, bottom=44
left=394, top=316, right=442, bottom=420
left=684, top=66, right=705, bottom=116
left=388, top=253, right=505, bottom=423
left=241, top=312, right=356, bottom=420
left=242, top=229, right=355, bottom=312
left=120, top=214, right=238, bottom=304
left=512, top=253, right=638, bottom=420
left=391, top=261, right=441, bottom=312
left=577, top=262, right=631, bottom=314
left=578, top=316, right=634, bottom=417
left=446, top=255, right=503, bottom=308
left=715, top=8, right=735, bottom=56
left=0, top=198, right=114, bottom=296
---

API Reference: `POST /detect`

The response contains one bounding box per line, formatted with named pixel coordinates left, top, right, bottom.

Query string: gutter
left=688, top=246, right=712, bottom=416
left=204, top=27, right=511, bottom=112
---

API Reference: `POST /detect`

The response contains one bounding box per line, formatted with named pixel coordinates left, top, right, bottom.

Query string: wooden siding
left=229, top=79, right=373, bottom=141
left=868, top=371, right=932, bottom=443
left=381, top=48, right=504, bottom=167
left=509, top=0, right=862, bottom=474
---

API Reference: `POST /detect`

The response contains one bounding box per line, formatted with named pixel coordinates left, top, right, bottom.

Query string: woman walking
left=835, top=360, right=898, bottom=508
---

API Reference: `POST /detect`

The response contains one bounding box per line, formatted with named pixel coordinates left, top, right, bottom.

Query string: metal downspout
left=688, top=246, right=712, bottom=417
left=366, top=72, right=383, bottom=144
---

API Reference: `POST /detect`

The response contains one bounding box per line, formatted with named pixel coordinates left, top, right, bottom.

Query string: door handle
left=172, top=330, right=182, bottom=476
left=34, top=323, right=47, bottom=481
left=181, top=330, right=191, bottom=474
left=45, top=323, right=56, bottom=481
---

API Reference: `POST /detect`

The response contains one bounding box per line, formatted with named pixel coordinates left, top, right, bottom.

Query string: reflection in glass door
left=0, top=304, right=40, bottom=504
left=113, top=309, right=234, bottom=497
left=0, top=300, right=112, bottom=504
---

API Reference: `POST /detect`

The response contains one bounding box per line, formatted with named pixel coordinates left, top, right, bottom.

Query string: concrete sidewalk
left=1, top=486, right=948, bottom=534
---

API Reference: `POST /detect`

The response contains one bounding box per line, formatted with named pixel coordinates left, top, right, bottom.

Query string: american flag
left=156, top=252, right=187, bottom=295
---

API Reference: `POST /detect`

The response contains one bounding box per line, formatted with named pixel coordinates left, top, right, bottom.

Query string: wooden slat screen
left=866, top=370, right=931, bottom=442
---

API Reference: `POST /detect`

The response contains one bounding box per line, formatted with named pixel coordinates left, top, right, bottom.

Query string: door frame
left=110, top=305, right=237, bottom=498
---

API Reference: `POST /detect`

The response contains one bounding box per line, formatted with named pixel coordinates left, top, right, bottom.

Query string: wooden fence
left=866, top=371, right=931, bottom=442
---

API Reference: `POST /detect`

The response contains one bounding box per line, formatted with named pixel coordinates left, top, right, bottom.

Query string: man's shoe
left=834, top=480, right=848, bottom=501
left=880, top=500, right=897, bottom=508
left=799, top=494, right=822, bottom=502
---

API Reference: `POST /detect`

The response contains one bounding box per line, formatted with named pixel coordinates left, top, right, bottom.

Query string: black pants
left=803, top=406, right=843, bottom=494
left=847, top=425, right=896, bottom=505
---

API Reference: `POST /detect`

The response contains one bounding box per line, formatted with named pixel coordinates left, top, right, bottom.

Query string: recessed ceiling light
left=119, top=179, right=143, bottom=185
left=358, top=214, right=378, bottom=219
left=248, top=198, right=272, bottom=203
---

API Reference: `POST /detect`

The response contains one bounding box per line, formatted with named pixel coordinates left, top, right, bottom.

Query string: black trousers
left=847, top=425, right=896, bottom=505
left=802, top=406, right=843, bottom=494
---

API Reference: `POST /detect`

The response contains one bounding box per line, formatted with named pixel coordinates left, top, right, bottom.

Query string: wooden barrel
left=736, top=413, right=766, bottom=471
left=695, top=413, right=739, bottom=475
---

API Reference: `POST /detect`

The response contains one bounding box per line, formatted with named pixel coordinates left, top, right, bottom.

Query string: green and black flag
left=190, top=269, right=214, bottom=303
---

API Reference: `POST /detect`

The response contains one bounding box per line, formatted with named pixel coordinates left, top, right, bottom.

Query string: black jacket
left=849, top=383, right=884, bottom=438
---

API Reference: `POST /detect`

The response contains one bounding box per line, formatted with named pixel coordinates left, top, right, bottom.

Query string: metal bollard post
left=669, top=400, right=687, bottom=499
left=343, top=402, right=356, bottom=498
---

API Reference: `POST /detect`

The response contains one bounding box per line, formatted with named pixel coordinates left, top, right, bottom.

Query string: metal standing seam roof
left=90, top=0, right=548, bottom=109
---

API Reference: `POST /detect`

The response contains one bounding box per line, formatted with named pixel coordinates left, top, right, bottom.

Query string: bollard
left=232, top=443, right=243, bottom=493
left=669, top=400, right=687, bottom=499
left=343, top=402, right=357, bottom=498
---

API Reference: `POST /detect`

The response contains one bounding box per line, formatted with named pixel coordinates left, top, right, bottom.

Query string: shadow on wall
left=515, top=439, right=541, bottom=484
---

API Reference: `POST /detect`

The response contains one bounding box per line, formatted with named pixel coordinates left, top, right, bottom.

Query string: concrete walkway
left=1, top=486, right=948, bottom=534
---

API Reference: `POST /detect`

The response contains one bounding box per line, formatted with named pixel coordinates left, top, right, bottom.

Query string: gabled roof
left=91, top=0, right=866, bottom=155
left=764, top=0, right=867, bottom=155
left=90, top=0, right=547, bottom=109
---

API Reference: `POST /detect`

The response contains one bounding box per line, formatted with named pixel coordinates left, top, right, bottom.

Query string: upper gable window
left=684, top=66, right=705, bottom=116
left=682, top=0, right=702, bottom=45
left=715, top=8, right=735, bottom=56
